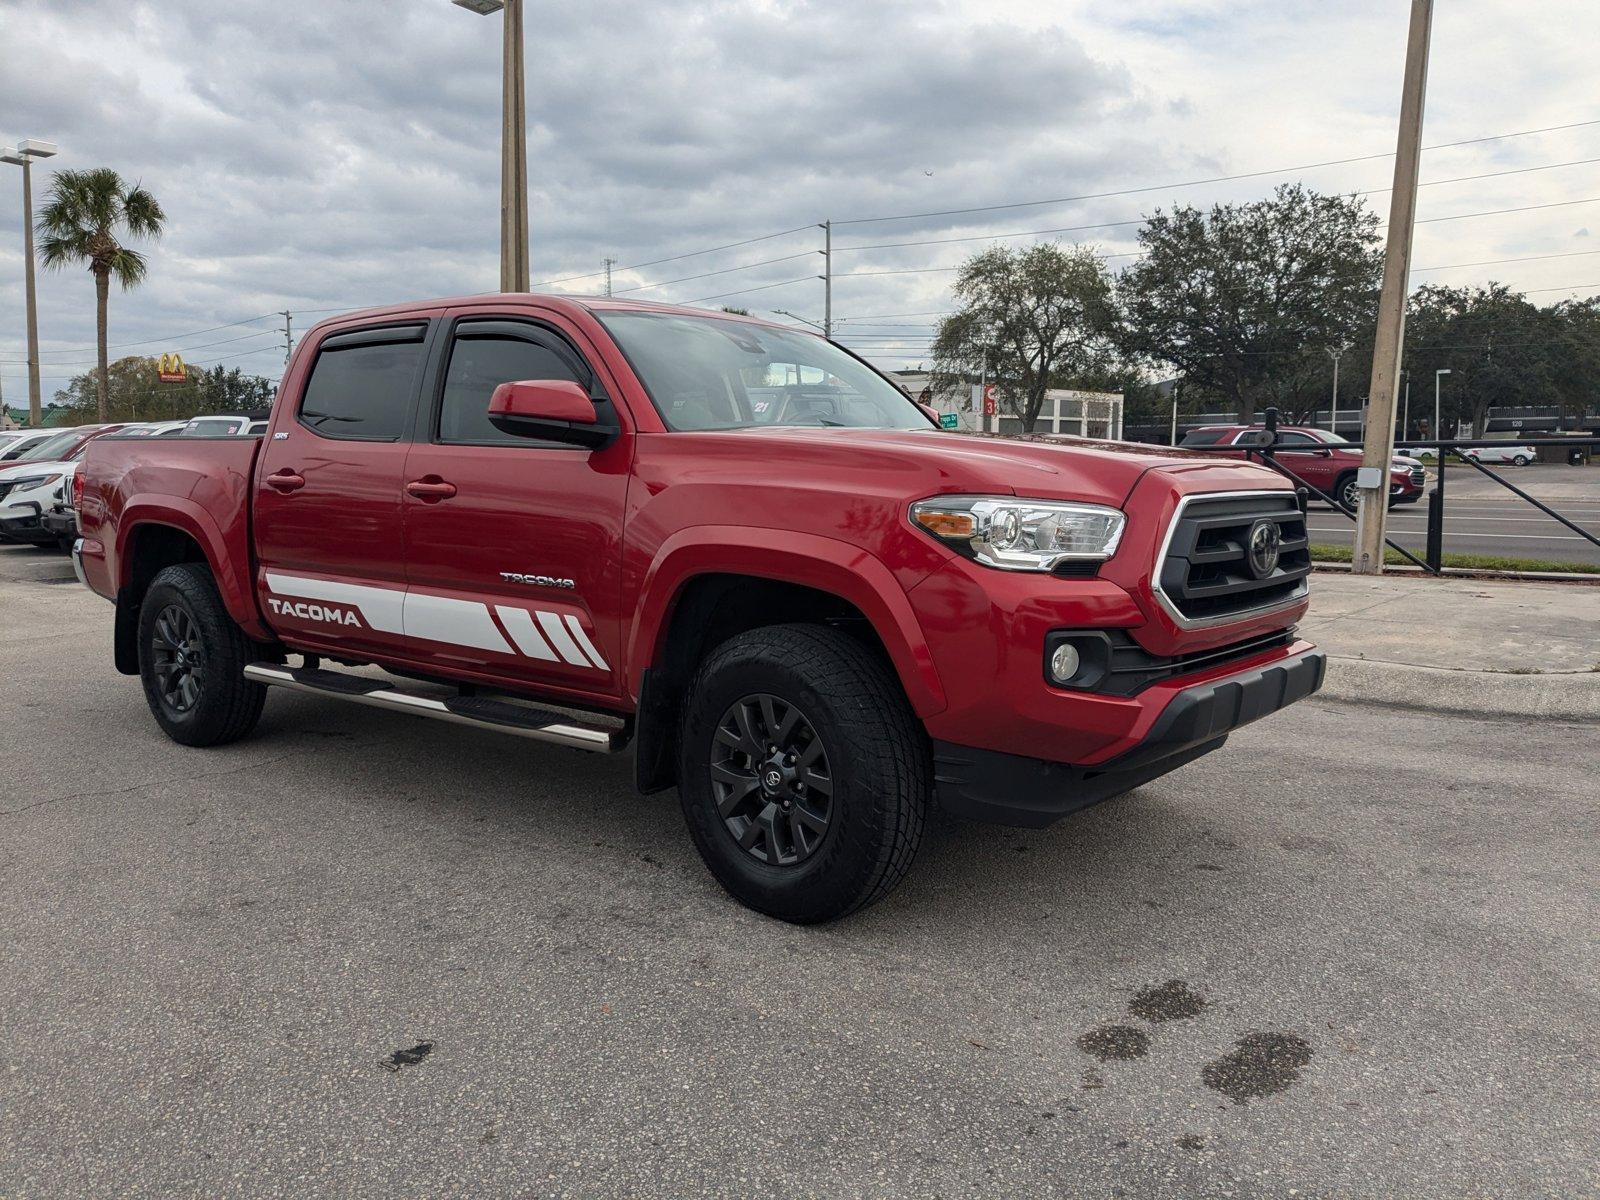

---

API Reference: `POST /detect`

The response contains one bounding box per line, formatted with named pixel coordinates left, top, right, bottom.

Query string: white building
left=896, top=372, right=1124, bottom=439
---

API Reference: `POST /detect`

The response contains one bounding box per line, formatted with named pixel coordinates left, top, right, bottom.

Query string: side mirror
left=487, top=379, right=616, bottom=448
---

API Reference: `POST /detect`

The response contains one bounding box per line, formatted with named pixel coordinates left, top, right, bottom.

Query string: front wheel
left=1513, top=454, right=1530, bottom=466
left=138, top=562, right=266, bottom=746
left=678, top=624, right=928, bottom=924
left=1336, top=474, right=1360, bottom=513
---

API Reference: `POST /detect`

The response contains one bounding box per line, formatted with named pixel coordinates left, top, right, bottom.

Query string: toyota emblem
left=1246, top=519, right=1282, bottom=579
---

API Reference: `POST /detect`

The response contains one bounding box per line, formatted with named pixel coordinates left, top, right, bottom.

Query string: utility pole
left=2, top=139, right=56, bottom=427
left=603, top=257, right=616, bottom=297
left=1400, top=371, right=1410, bottom=441
left=818, top=220, right=832, bottom=339
left=281, top=311, right=293, bottom=364
left=1434, top=368, right=1450, bottom=439
left=454, top=0, right=529, bottom=289
left=1353, top=0, right=1434, bottom=575
left=1170, top=381, right=1180, bottom=446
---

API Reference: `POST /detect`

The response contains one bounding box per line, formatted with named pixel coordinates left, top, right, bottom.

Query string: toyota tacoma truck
left=74, top=295, right=1324, bottom=923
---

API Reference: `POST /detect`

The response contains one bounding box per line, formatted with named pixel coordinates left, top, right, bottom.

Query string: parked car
left=1463, top=444, right=1537, bottom=466
left=121, top=420, right=191, bottom=438
left=39, top=463, right=80, bottom=549
left=76, top=296, right=1324, bottom=922
left=1180, top=425, right=1426, bottom=512
left=0, top=428, right=66, bottom=463
left=1, top=463, right=77, bottom=548
left=179, top=413, right=267, bottom=437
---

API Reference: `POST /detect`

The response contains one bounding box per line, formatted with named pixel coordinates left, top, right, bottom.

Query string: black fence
left=1187, top=408, right=1600, bottom=575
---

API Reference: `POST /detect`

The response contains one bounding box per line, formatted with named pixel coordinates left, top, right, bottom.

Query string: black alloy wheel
left=710, top=693, right=833, bottom=866
left=150, top=603, right=206, bottom=715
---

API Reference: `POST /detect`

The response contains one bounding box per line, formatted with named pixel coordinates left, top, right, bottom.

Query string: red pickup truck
left=75, top=295, right=1323, bottom=922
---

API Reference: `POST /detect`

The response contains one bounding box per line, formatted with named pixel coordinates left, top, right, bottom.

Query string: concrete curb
left=1318, top=655, right=1600, bottom=721
left=1312, top=562, right=1599, bottom=585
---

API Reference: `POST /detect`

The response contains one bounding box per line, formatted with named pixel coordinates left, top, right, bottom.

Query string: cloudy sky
left=2, top=0, right=1597, bottom=400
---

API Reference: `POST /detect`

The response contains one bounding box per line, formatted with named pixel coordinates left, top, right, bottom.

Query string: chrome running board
left=243, top=663, right=626, bottom=753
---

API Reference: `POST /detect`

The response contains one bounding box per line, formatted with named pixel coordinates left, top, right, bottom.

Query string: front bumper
left=932, top=646, right=1326, bottom=827
left=0, top=505, right=50, bottom=544
left=41, top=509, right=77, bottom=539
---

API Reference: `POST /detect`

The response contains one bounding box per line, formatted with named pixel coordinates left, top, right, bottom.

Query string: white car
left=0, top=459, right=76, bottom=547
left=122, top=420, right=190, bottom=437
left=0, top=428, right=62, bottom=463
left=1464, top=444, right=1537, bottom=466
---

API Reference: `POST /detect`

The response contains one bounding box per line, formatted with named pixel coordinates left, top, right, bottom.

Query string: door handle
left=266, top=469, right=305, bottom=493
left=405, top=478, right=458, bottom=501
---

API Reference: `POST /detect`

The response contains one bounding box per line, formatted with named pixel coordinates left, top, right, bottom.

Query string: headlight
left=910, top=495, right=1126, bottom=571
left=4, top=472, right=62, bottom=491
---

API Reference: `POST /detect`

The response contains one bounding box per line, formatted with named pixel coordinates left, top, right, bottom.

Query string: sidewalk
left=1303, top=570, right=1600, bottom=720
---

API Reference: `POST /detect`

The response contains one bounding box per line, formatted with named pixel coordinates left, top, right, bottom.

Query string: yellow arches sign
left=156, top=353, right=187, bottom=383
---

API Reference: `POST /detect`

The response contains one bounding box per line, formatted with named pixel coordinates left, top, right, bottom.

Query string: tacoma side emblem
left=500, top=572, right=577, bottom=589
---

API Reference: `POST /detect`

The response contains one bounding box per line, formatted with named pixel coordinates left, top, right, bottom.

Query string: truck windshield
left=597, top=311, right=930, bottom=432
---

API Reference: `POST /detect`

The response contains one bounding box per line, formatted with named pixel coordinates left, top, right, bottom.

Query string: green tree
left=931, top=242, right=1117, bottom=432
left=35, top=168, right=166, bottom=422
left=54, top=357, right=276, bottom=424
left=1117, top=185, right=1382, bottom=422
left=1403, top=284, right=1550, bottom=437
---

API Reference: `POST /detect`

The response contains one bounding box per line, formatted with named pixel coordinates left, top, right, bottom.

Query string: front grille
left=1156, top=492, right=1311, bottom=624
left=1409, top=467, right=1425, bottom=487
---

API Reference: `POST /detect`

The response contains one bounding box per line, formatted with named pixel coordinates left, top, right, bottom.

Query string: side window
left=1275, top=431, right=1318, bottom=447
left=299, top=324, right=426, bottom=441
left=1179, top=429, right=1228, bottom=447
left=438, top=329, right=586, bottom=446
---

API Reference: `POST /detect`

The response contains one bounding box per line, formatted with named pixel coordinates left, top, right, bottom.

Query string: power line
left=537, top=224, right=817, bottom=287
left=611, top=250, right=818, bottom=295
left=28, top=313, right=280, bottom=358
left=832, top=118, right=1600, bottom=226
left=1, top=330, right=285, bottom=369
left=1411, top=249, right=1600, bottom=273
left=685, top=274, right=821, bottom=303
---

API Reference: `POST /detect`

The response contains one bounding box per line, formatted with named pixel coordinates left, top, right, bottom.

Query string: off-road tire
left=138, top=562, right=266, bottom=747
left=678, top=623, right=928, bottom=924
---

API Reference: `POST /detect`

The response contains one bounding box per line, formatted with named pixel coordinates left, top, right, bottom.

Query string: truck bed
left=77, top=434, right=264, bottom=633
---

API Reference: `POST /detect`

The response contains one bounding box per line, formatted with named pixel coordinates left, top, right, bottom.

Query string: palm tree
left=36, top=169, right=166, bottom=421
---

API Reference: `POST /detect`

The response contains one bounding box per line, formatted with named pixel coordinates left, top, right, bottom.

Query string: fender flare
left=115, top=496, right=269, bottom=639
left=627, top=526, right=947, bottom=718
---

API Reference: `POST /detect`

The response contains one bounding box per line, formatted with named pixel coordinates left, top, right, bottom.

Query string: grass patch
left=1309, top=542, right=1600, bottom=575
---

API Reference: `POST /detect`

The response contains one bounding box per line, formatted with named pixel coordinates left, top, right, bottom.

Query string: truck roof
left=304, top=293, right=801, bottom=337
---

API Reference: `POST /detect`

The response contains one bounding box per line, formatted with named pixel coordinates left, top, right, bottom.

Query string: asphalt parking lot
left=2, top=549, right=1596, bottom=1198
left=1302, top=463, right=1600, bottom=567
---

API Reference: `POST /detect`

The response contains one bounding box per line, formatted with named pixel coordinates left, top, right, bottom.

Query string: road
left=1300, top=464, right=1600, bottom=567
left=1, top=550, right=1596, bottom=1199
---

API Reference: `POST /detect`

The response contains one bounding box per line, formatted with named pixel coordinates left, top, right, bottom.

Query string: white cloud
left=1, top=0, right=1596, bottom=395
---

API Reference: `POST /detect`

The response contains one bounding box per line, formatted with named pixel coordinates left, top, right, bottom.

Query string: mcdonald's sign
left=157, top=353, right=188, bottom=383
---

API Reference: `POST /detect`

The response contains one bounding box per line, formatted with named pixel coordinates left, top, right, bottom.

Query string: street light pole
left=2, top=139, right=58, bottom=428
left=454, top=0, right=529, bottom=291
left=1353, top=0, right=1434, bottom=575
left=1401, top=371, right=1410, bottom=441
left=1328, top=347, right=1342, bottom=435
left=1434, top=368, right=1450, bottom=439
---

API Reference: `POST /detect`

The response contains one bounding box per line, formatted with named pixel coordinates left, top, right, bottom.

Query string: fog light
left=1049, top=642, right=1081, bottom=683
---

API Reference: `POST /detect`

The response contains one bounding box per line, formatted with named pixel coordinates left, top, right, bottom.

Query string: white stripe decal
left=405, top=593, right=512, bottom=653
left=564, top=613, right=610, bottom=671
left=536, top=610, right=590, bottom=667
left=264, top=572, right=404, bottom=634
left=494, top=606, right=559, bottom=661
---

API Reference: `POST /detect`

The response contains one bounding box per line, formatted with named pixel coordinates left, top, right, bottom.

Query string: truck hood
left=709, top=426, right=1266, bottom=506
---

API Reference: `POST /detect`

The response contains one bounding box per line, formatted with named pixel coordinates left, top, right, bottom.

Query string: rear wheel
left=678, top=624, right=928, bottom=923
left=1513, top=454, right=1530, bottom=466
left=138, top=562, right=266, bottom=746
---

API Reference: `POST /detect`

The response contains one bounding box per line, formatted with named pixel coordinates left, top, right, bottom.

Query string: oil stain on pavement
left=1202, top=1032, right=1313, bottom=1104
left=1128, top=979, right=1208, bottom=1023
left=1075, top=1025, right=1150, bottom=1061
left=380, top=1041, right=435, bottom=1072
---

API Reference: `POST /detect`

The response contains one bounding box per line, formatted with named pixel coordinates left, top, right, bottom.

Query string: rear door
left=399, top=311, right=631, bottom=703
left=253, top=320, right=430, bottom=659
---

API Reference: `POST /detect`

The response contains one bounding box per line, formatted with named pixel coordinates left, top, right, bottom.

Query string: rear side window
left=439, top=332, right=586, bottom=445
left=1179, top=429, right=1231, bottom=447
left=299, top=324, right=427, bottom=440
